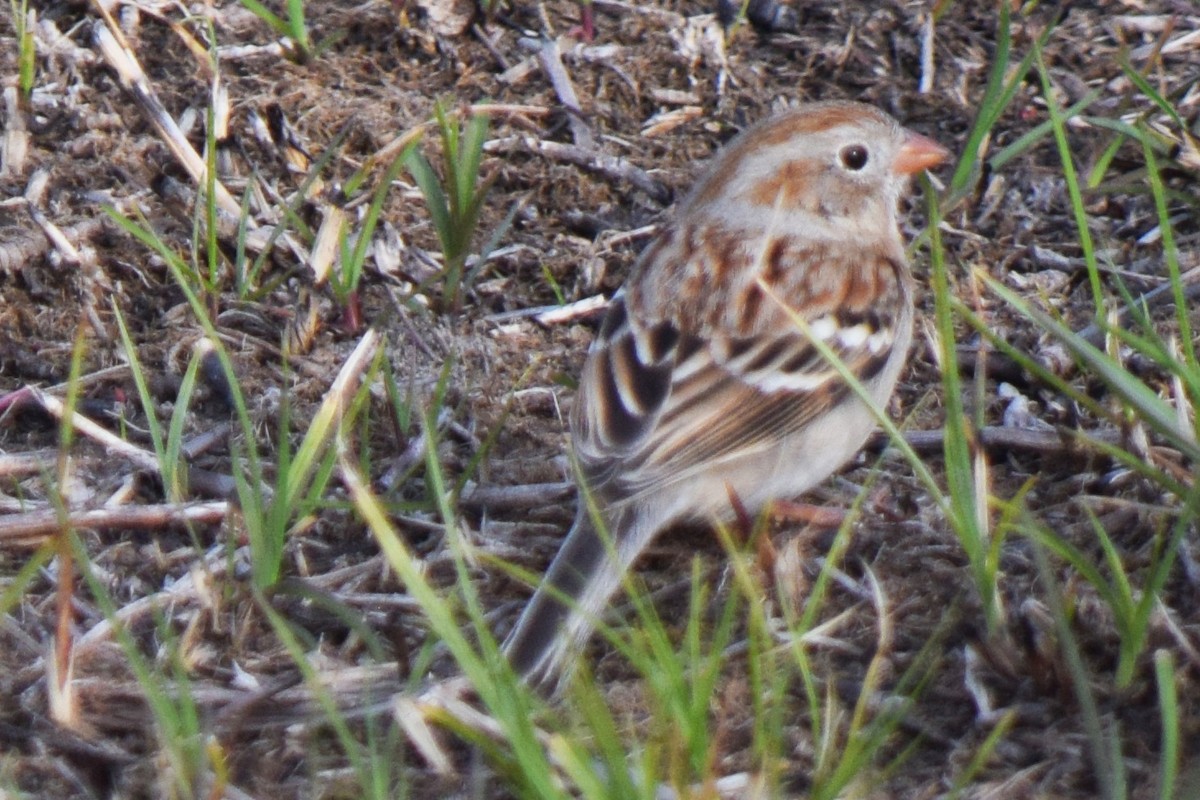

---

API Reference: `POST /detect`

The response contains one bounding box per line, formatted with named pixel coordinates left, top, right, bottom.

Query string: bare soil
left=1, top=1, right=1199, bottom=797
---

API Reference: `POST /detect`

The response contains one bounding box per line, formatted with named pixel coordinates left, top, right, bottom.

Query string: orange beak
left=894, top=130, right=951, bottom=175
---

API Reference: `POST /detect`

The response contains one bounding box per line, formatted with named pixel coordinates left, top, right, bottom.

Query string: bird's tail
left=502, top=502, right=652, bottom=693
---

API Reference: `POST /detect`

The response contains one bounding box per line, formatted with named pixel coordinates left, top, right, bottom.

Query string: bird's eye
left=839, top=144, right=869, bottom=171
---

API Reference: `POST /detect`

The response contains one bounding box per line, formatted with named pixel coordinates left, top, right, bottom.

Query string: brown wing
left=572, top=274, right=899, bottom=502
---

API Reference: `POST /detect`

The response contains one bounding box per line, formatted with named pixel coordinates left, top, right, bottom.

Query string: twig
left=918, top=12, right=935, bottom=94
left=22, top=388, right=257, bottom=501
left=91, top=20, right=241, bottom=217
left=471, top=23, right=511, bottom=70
left=181, top=422, right=233, bottom=460
left=485, top=294, right=609, bottom=325
left=0, top=211, right=107, bottom=275
left=485, top=136, right=670, bottom=204
left=530, top=36, right=593, bottom=148
left=460, top=481, right=574, bottom=512
left=0, top=501, right=229, bottom=548
left=2, top=86, right=29, bottom=177
left=75, top=541, right=230, bottom=653
left=0, top=449, right=59, bottom=479
left=32, top=388, right=161, bottom=472
left=866, top=425, right=1124, bottom=457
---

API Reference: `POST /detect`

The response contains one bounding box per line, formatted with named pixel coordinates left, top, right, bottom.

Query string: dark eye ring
left=839, top=144, right=869, bottom=171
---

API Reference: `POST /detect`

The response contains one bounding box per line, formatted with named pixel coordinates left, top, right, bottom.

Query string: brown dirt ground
left=2, top=1, right=1200, bottom=797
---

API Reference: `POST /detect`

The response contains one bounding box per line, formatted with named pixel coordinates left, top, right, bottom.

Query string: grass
left=404, top=102, right=498, bottom=314
left=237, top=0, right=313, bottom=61
left=3, top=1, right=1198, bottom=797
left=328, top=148, right=411, bottom=328
left=355, top=445, right=931, bottom=798
left=9, top=0, right=33, bottom=101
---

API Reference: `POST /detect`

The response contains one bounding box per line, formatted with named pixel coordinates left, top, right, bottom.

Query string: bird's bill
left=894, top=131, right=951, bottom=175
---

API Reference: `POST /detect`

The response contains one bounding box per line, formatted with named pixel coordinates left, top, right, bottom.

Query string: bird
left=502, top=100, right=950, bottom=691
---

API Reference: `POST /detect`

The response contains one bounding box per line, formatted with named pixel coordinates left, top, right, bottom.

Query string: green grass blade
left=237, top=0, right=287, bottom=36
left=405, top=149, right=452, bottom=255
left=1034, top=46, right=1103, bottom=313
left=979, top=272, right=1200, bottom=463
left=1156, top=649, right=1179, bottom=800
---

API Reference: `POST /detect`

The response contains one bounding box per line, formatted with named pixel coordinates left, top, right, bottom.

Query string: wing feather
left=573, top=250, right=903, bottom=503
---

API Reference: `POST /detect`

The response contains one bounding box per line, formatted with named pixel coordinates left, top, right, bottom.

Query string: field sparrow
left=503, top=101, right=949, bottom=690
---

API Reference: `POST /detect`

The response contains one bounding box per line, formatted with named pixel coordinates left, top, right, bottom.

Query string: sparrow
left=503, top=100, right=949, bottom=690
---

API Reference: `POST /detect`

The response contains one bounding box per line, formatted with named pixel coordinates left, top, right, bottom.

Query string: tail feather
left=503, top=505, right=655, bottom=692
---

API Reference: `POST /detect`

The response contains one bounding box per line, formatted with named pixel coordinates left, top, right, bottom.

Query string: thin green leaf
left=979, top=272, right=1200, bottom=463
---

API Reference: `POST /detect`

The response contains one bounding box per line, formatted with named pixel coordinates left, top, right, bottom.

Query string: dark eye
left=839, top=144, right=869, bottom=171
